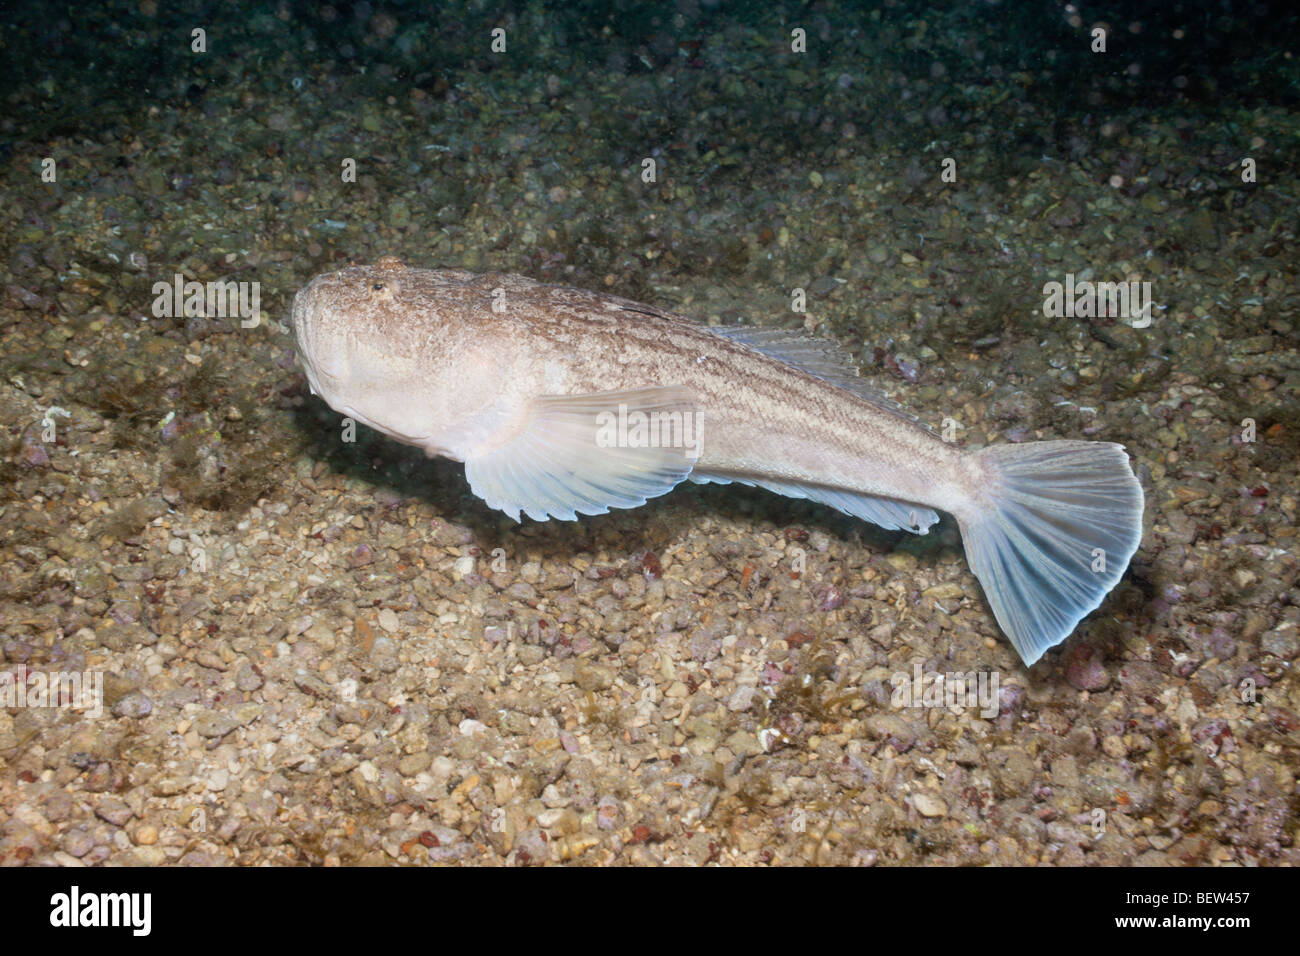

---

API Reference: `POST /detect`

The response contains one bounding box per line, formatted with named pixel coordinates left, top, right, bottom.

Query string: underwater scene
left=1, top=1, right=1297, bottom=871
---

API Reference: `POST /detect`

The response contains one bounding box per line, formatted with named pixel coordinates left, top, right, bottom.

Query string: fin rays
left=958, top=441, right=1144, bottom=665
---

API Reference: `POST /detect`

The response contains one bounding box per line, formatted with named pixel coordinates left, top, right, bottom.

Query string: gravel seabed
left=1, top=2, right=1297, bottom=866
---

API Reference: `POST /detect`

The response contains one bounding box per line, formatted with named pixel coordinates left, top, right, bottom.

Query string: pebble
left=192, top=711, right=240, bottom=739
left=991, top=748, right=1036, bottom=798
left=727, top=686, right=758, bottom=712
left=596, top=795, right=620, bottom=830
left=369, top=635, right=399, bottom=672
left=1065, top=644, right=1111, bottom=692
left=399, top=753, right=432, bottom=776
left=575, top=664, right=614, bottom=692
left=63, top=828, right=96, bottom=857
left=866, top=714, right=917, bottom=752
left=235, top=664, right=264, bottom=691
left=912, top=792, right=948, bottom=818
left=1262, top=625, right=1298, bottom=660
left=111, top=691, right=153, bottom=719
left=95, top=797, right=133, bottom=827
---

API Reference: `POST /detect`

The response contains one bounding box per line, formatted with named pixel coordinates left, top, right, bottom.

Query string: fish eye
left=372, top=282, right=385, bottom=291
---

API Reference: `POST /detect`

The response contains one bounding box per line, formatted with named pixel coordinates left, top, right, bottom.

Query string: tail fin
left=958, top=441, right=1144, bottom=665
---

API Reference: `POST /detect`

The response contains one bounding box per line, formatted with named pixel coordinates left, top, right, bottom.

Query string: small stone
left=111, top=692, right=153, bottom=719
left=191, top=710, right=240, bottom=739
left=399, top=752, right=432, bottom=776
left=63, top=829, right=95, bottom=857
left=1065, top=644, right=1110, bottom=691
left=991, top=747, right=1036, bottom=798
left=507, top=581, right=538, bottom=602
left=596, top=796, right=620, bottom=830
left=85, top=763, right=114, bottom=792
left=884, top=552, right=916, bottom=572
left=575, top=664, right=614, bottom=692
left=135, top=846, right=166, bottom=865
left=431, top=521, right=473, bottom=546
left=727, top=686, right=757, bottom=712
left=684, top=718, right=720, bottom=754
left=235, top=664, right=264, bottom=691
left=1261, top=625, right=1299, bottom=660
left=135, top=825, right=158, bottom=846
left=377, top=608, right=400, bottom=633
left=724, top=730, right=761, bottom=757
left=912, top=792, right=948, bottom=818
left=866, top=713, right=917, bottom=752
left=922, top=582, right=965, bottom=601
left=155, top=776, right=192, bottom=796
left=95, top=797, right=133, bottom=827
left=369, top=635, right=399, bottom=672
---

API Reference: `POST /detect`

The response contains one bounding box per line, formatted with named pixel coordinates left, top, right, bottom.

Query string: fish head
left=291, top=257, right=440, bottom=444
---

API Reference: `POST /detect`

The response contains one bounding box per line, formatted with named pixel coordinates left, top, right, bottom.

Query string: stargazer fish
left=292, top=257, right=1144, bottom=665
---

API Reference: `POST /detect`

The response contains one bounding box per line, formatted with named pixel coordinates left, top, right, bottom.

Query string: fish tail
left=957, top=440, right=1144, bottom=665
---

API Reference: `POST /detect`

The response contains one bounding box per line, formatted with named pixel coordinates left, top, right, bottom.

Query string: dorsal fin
left=710, top=325, right=936, bottom=434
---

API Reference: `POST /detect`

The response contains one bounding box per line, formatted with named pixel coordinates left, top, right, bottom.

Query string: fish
left=292, top=256, right=1144, bottom=665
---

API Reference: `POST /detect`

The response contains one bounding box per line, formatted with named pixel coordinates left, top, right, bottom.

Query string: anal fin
left=689, top=471, right=938, bottom=534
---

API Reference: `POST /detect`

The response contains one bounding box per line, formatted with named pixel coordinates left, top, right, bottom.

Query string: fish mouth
left=341, top=405, right=430, bottom=445
left=298, top=357, right=334, bottom=400
left=298, top=357, right=432, bottom=446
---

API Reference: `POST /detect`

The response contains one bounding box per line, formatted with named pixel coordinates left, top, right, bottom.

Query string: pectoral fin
left=464, top=387, right=702, bottom=521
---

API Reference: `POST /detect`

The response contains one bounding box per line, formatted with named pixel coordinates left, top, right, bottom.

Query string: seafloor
left=0, top=2, right=1297, bottom=865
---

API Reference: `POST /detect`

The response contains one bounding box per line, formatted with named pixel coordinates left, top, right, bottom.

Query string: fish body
left=293, top=257, right=1144, bottom=665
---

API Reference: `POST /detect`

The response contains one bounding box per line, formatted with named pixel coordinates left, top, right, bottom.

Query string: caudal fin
left=958, top=441, right=1144, bottom=665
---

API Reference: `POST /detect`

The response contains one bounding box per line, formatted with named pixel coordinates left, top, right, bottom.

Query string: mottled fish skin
left=293, top=257, right=1145, bottom=666
left=293, top=259, right=968, bottom=501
